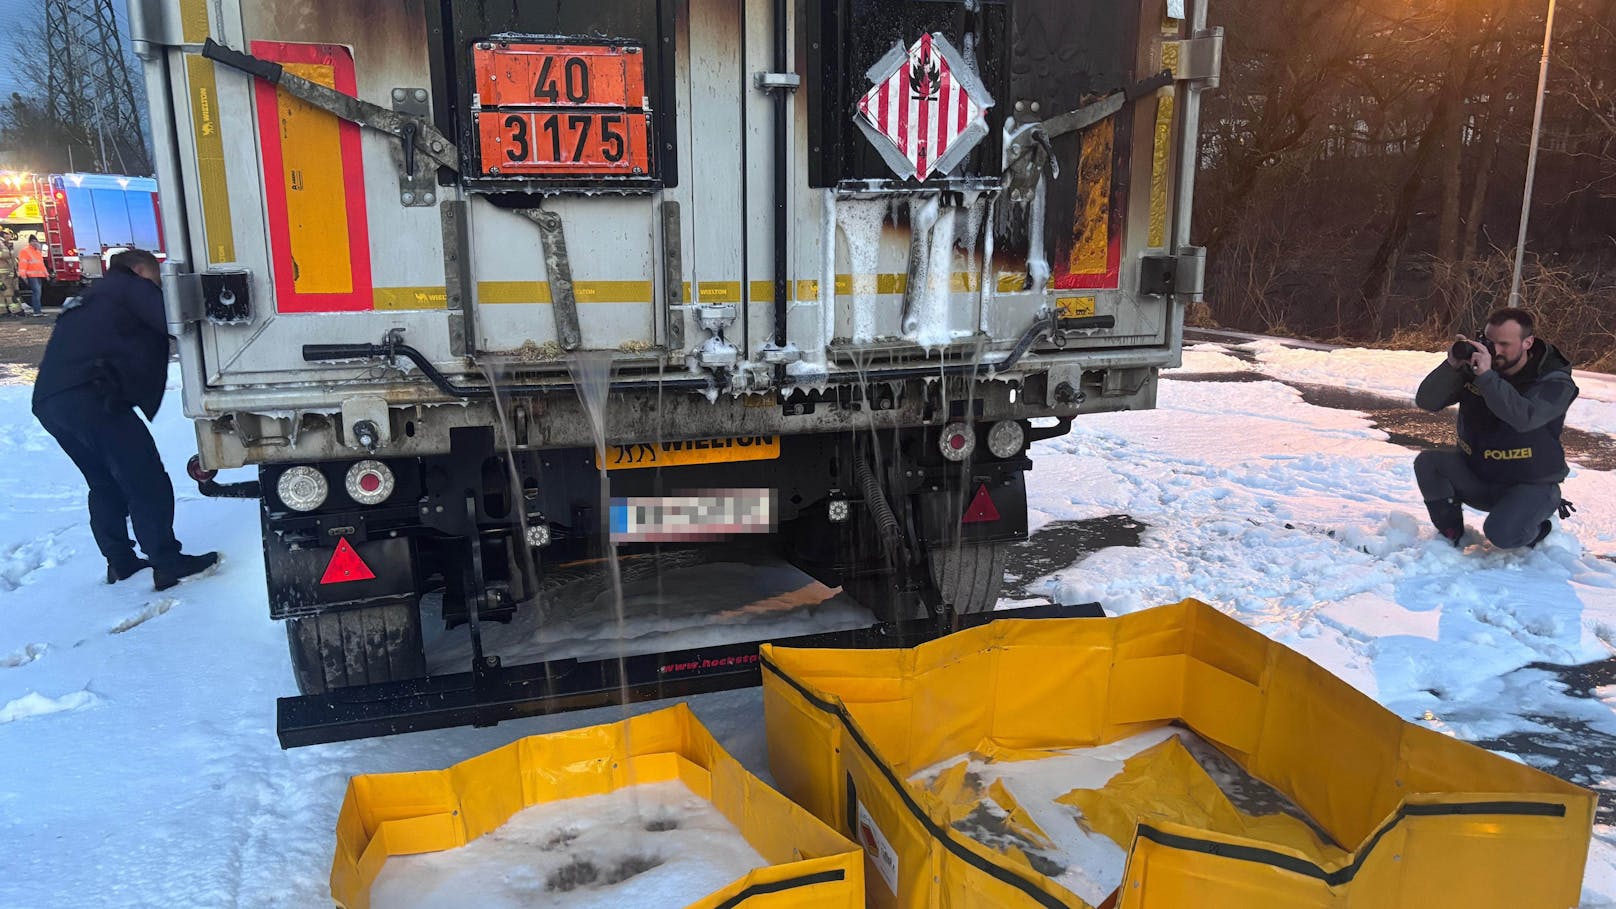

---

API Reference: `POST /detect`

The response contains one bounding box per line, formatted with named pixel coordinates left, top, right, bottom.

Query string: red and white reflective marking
left=961, top=483, right=1001, bottom=524
left=320, top=538, right=376, bottom=584
left=857, top=33, right=988, bottom=180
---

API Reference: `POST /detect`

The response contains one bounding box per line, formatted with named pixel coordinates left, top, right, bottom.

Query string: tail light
left=185, top=455, right=217, bottom=483
left=345, top=460, right=394, bottom=506
left=986, top=420, right=1026, bottom=459
left=276, top=466, right=329, bottom=512
left=938, top=422, right=976, bottom=462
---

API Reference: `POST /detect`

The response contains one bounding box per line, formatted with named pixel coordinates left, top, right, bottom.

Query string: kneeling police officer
left=1414, top=307, right=1578, bottom=549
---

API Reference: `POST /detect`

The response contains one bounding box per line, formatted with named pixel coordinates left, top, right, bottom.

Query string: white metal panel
left=195, top=0, right=456, bottom=384
left=468, top=195, right=659, bottom=354
left=685, top=0, right=747, bottom=349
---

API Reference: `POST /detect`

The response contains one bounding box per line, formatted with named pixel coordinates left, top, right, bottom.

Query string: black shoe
left=1425, top=497, right=1465, bottom=543
left=1528, top=520, right=1553, bottom=549
left=106, top=559, right=151, bottom=584
left=153, top=552, right=219, bottom=591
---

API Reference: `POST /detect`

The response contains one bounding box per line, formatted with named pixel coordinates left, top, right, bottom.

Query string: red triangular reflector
left=320, top=538, right=376, bottom=584
left=962, top=483, right=1001, bottom=524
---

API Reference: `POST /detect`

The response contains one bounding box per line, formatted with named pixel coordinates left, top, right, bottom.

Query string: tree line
left=1193, top=0, right=1616, bottom=370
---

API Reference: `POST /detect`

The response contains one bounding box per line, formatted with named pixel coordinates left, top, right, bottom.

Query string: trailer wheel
left=286, top=602, right=426, bottom=696
left=928, top=541, right=1010, bottom=615
left=845, top=541, right=1010, bottom=621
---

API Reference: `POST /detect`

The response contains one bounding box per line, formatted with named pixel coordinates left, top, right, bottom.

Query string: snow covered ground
left=1, top=342, right=1613, bottom=907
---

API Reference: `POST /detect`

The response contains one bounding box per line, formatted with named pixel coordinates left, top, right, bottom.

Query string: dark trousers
left=1413, top=450, right=1560, bottom=549
left=26, top=276, right=44, bottom=313
left=34, top=387, right=181, bottom=571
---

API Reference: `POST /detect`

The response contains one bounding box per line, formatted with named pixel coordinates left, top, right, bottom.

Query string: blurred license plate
left=610, top=489, right=775, bottom=543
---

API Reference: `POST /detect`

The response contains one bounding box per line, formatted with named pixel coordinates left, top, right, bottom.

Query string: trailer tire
left=286, top=602, right=426, bottom=696
left=929, top=541, right=1010, bottom=615
left=845, top=541, right=1010, bottom=621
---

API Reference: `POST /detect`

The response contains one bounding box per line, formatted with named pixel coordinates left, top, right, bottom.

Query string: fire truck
left=129, top=0, right=1219, bottom=745
left=0, top=171, right=165, bottom=301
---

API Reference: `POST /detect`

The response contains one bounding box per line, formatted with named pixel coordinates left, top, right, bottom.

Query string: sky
left=0, top=0, right=43, bottom=101
left=0, top=344, right=1613, bottom=906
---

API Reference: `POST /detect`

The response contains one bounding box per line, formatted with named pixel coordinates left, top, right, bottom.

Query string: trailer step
left=276, top=601, right=1101, bottom=748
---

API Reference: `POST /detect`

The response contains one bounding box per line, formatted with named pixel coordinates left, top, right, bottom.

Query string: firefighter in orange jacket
left=18, top=235, right=50, bottom=316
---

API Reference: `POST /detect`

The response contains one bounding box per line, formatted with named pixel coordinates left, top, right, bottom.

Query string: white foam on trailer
left=371, top=778, right=767, bottom=909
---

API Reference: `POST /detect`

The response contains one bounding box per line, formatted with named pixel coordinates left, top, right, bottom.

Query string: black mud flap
left=276, top=602, right=1098, bottom=748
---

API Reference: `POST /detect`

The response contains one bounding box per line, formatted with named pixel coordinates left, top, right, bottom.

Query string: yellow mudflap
left=330, top=703, right=864, bottom=909
left=760, top=598, right=1596, bottom=908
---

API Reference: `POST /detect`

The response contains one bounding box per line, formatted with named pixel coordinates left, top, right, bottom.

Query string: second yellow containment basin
left=760, top=598, right=1595, bottom=908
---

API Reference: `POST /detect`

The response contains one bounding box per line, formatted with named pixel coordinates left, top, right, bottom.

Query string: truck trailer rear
left=128, top=0, right=1219, bottom=744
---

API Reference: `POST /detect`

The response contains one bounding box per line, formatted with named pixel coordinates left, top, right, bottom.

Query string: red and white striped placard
left=857, top=34, right=987, bottom=181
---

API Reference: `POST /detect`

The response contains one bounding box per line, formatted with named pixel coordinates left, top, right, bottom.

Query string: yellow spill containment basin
left=330, top=702, right=864, bottom=909
left=760, top=598, right=1596, bottom=908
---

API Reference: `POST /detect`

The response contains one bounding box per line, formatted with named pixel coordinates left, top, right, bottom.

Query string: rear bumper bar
left=276, top=602, right=1100, bottom=748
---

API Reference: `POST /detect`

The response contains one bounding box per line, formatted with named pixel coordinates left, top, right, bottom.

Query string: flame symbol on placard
left=909, top=52, right=940, bottom=101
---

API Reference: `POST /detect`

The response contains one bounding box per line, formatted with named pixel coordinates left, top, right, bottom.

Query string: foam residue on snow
left=1172, top=344, right=1257, bottom=374
left=1231, top=339, right=1616, bottom=436
left=836, top=198, right=888, bottom=343
left=0, top=688, right=99, bottom=724
left=371, top=779, right=767, bottom=909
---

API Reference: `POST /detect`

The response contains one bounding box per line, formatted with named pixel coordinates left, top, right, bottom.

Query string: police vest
left=1455, top=377, right=1567, bottom=484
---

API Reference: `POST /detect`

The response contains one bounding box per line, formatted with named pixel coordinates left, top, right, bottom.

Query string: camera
left=1450, top=333, right=1496, bottom=362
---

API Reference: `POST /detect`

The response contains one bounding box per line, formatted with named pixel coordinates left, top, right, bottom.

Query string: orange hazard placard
left=478, top=110, right=650, bottom=177
left=473, top=44, right=646, bottom=109
left=472, top=41, right=653, bottom=179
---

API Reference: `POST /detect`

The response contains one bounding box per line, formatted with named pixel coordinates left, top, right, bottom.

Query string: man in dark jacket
left=1414, top=307, right=1578, bottom=549
left=32, top=249, right=218, bottom=590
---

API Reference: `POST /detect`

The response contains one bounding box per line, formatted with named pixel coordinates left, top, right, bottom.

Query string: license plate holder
left=610, top=489, right=776, bottom=543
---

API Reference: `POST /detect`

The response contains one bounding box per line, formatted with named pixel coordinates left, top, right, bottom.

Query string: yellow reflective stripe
left=478, top=281, right=551, bottom=304
left=374, top=286, right=447, bottom=310
left=1149, top=42, right=1179, bottom=251
left=463, top=274, right=1000, bottom=307
left=571, top=280, right=653, bottom=302
left=180, top=0, right=209, bottom=43
left=279, top=62, right=352, bottom=295
left=697, top=281, right=742, bottom=302
left=185, top=55, right=234, bottom=264
left=1069, top=118, right=1114, bottom=275
left=997, top=273, right=1029, bottom=293
left=476, top=281, right=653, bottom=304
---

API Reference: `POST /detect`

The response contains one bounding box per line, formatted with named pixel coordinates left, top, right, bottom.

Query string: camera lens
left=1451, top=340, right=1474, bottom=361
